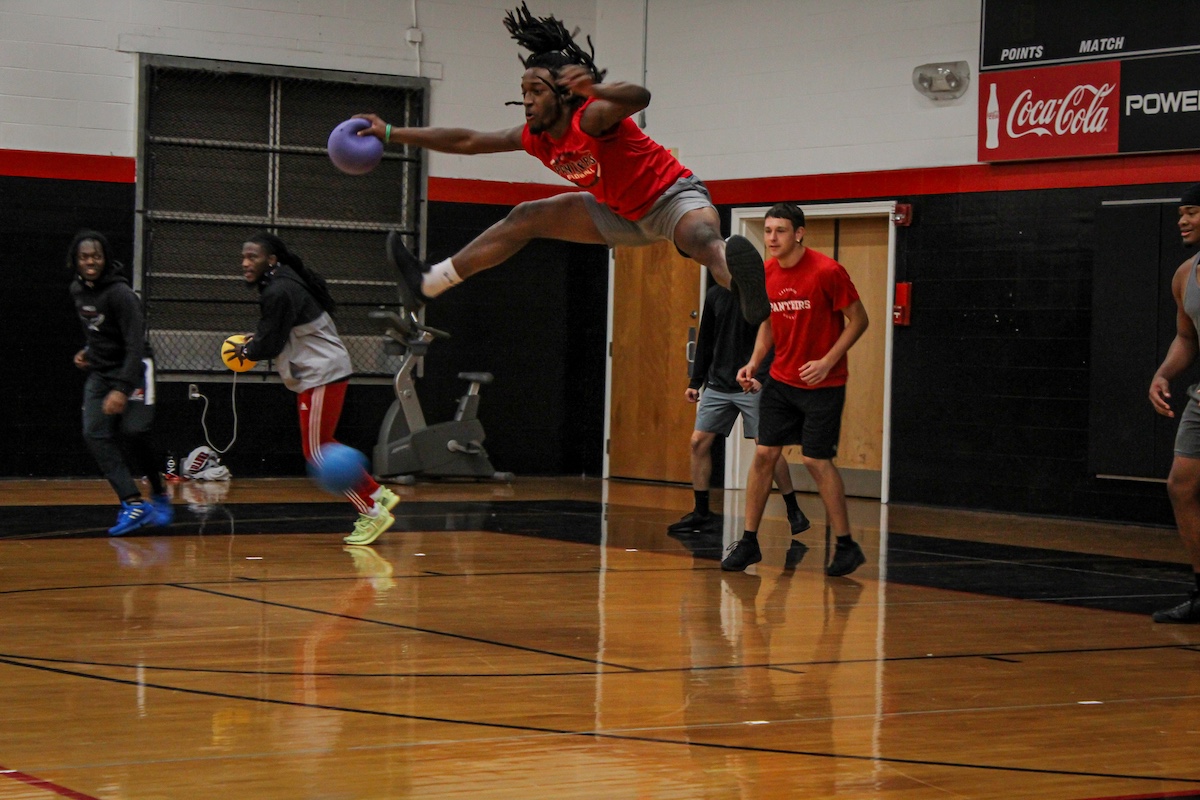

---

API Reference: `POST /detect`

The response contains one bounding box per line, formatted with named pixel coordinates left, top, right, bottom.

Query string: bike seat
left=458, top=372, right=493, bottom=385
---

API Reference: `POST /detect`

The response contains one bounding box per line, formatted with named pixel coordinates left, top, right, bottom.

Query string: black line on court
left=1, top=656, right=1197, bottom=787
left=0, top=567, right=633, bottom=596
left=171, top=583, right=644, bottom=671
left=0, top=652, right=604, bottom=678
left=3, top=641, right=1198, bottom=682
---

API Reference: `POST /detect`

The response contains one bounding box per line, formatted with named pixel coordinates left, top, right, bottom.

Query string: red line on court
left=0, top=765, right=102, bottom=800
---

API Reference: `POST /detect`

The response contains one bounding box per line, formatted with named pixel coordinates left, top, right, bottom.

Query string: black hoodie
left=70, top=265, right=147, bottom=394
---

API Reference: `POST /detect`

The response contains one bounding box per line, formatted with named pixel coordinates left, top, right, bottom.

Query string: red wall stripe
left=0, top=149, right=135, bottom=183
left=3, top=147, right=1194, bottom=202
left=427, top=176, right=574, bottom=204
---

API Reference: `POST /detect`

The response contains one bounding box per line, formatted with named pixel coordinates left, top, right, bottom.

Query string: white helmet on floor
left=183, top=446, right=231, bottom=481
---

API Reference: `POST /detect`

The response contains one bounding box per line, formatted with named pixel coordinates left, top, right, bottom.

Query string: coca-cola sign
left=979, top=61, right=1121, bottom=161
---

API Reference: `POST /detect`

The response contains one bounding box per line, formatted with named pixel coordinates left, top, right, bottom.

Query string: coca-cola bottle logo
left=1006, top=83, right=1115, bottom=139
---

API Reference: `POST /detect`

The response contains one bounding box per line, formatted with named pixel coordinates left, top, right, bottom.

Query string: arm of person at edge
left=556, top=65, right=651, bottom=136
left=687, top=289, right=719, bottom=402
left=1150, top=262, right=1200, bottom=418
left=737, top=321, right=775, bottom=393
left=353, top=113, right=524, bottom=155
left=798, top=299, right=869, bottom=386
left=104, top=287, right=148, bottom=415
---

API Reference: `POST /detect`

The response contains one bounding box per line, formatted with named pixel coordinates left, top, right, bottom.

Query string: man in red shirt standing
left=353, top=4, right=769, bottom=326
left=723, top=203, right=870, bottom=576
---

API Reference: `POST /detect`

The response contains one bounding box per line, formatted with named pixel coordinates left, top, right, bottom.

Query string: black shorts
left=757, top=379, right=845, bottom=459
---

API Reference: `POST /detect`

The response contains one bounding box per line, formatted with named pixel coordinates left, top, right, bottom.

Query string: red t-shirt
left=522, top=98, right=690, bottom=220
left=766, top=248, right=860, bottom=389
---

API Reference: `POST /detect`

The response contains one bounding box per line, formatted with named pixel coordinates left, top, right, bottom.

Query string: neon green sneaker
left=344, top=507, right=395, bottom=545
left=375, top=485, right=400, bottom=512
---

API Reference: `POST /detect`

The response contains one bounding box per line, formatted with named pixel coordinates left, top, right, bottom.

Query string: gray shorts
left=1176, top=396, right=1200, bottom=458
left=583, top=174, right=714, bottom=248
left=695, top=387, right=760, bottom=439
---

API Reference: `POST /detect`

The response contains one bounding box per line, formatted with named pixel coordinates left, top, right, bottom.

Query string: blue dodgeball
left=310, top=443, right=369, bottom=494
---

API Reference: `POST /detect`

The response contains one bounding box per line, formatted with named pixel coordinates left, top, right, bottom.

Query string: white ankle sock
left=422, top=259, right=463, bottom=298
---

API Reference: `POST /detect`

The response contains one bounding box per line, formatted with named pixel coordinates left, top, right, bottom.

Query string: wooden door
left=736, top=214, right=890, bottom=497
left=831, top=217, right=888, bottom=473
left=609, top=240, right=702, bottom=483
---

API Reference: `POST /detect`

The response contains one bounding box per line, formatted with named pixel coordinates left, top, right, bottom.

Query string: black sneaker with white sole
left=668, top=510, right=714, bottom=534
left=386, top=230, right=430, bottom=311
left=725, top=235, right=770, bottom=325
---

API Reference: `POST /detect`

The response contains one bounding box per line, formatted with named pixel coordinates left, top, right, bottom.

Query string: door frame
left=727, top=201, right=898, bottom=504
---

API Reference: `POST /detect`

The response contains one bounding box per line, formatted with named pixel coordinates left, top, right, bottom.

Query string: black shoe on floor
left=721, top=537, right=762, bottom=572
left=668, top=510, right=713, bottom=534
left=787, top=507, right=811, bottom=535
left=725, top=235, right=769, bottom=325
left=1152, top=590, right=1200, bottom=623
left=825, top=540, right=865, bottom=577
left=783, top=540, right=808, bottom=570
left=386, top=230, right=430, bottom=311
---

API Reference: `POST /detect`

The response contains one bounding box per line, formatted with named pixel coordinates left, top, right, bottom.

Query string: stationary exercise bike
left=371, top=307, right=512, bottom=484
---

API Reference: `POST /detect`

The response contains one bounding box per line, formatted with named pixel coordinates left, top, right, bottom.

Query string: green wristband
left=384, top=123, right=392, bottom=143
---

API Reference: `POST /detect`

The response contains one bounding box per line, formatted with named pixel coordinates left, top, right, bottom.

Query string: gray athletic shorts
left=1175, top=394, right=1200, bottom=458
left=695, top=387, right=760, bottom=439
left=583, top=174, right=714, bottom=248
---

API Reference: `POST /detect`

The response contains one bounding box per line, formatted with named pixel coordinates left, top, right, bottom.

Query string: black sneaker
left=783, top=540, right=808, bottom=570
left=721, top=538, right=762, bottom=572
left=1152, top=590, right=1200, bottom=623
left=725, top=235, right=769, bottom=325
left=825, top=540, right=865, bottom=577
left=668, top=510, right=713, bottom=534
left=787, top=506, right=811, bottom=535
left=386, top=230, right=430, bottom=311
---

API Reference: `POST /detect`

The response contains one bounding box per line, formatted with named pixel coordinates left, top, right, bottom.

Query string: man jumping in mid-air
left=354, top=2, right=768, bottom=325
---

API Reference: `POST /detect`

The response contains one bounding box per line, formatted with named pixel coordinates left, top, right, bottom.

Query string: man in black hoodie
left=669, top=283, right=811, bottom=540
left=69, top=231, right=172, bottom=535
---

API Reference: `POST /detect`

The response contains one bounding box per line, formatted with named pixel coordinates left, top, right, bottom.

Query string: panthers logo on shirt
left=549, top=150, right=600, bottom=187
left=770, top=287, right=811, bottom=321
left=79, top=304, right=105, bottom=331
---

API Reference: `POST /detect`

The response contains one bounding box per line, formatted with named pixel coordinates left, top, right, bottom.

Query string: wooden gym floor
left=1, top=476, right=1198, bottom=799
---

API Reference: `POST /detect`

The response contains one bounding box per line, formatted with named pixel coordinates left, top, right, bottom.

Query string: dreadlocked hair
left=504, top=2, right=606, bottom=84
left=247, top=232, right=337, bottom=314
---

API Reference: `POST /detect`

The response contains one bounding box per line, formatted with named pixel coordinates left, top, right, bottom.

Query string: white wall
left=629, top=0, right=981, bottom=179
left=0, top=0, right=980, bottom=183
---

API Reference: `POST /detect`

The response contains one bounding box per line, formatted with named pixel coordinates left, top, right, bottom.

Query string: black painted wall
left=5, top=178, right=608, bottom=481
left=886, top=182, right=1198, bottom=526
left=3, top=176, right=136, bottom=475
